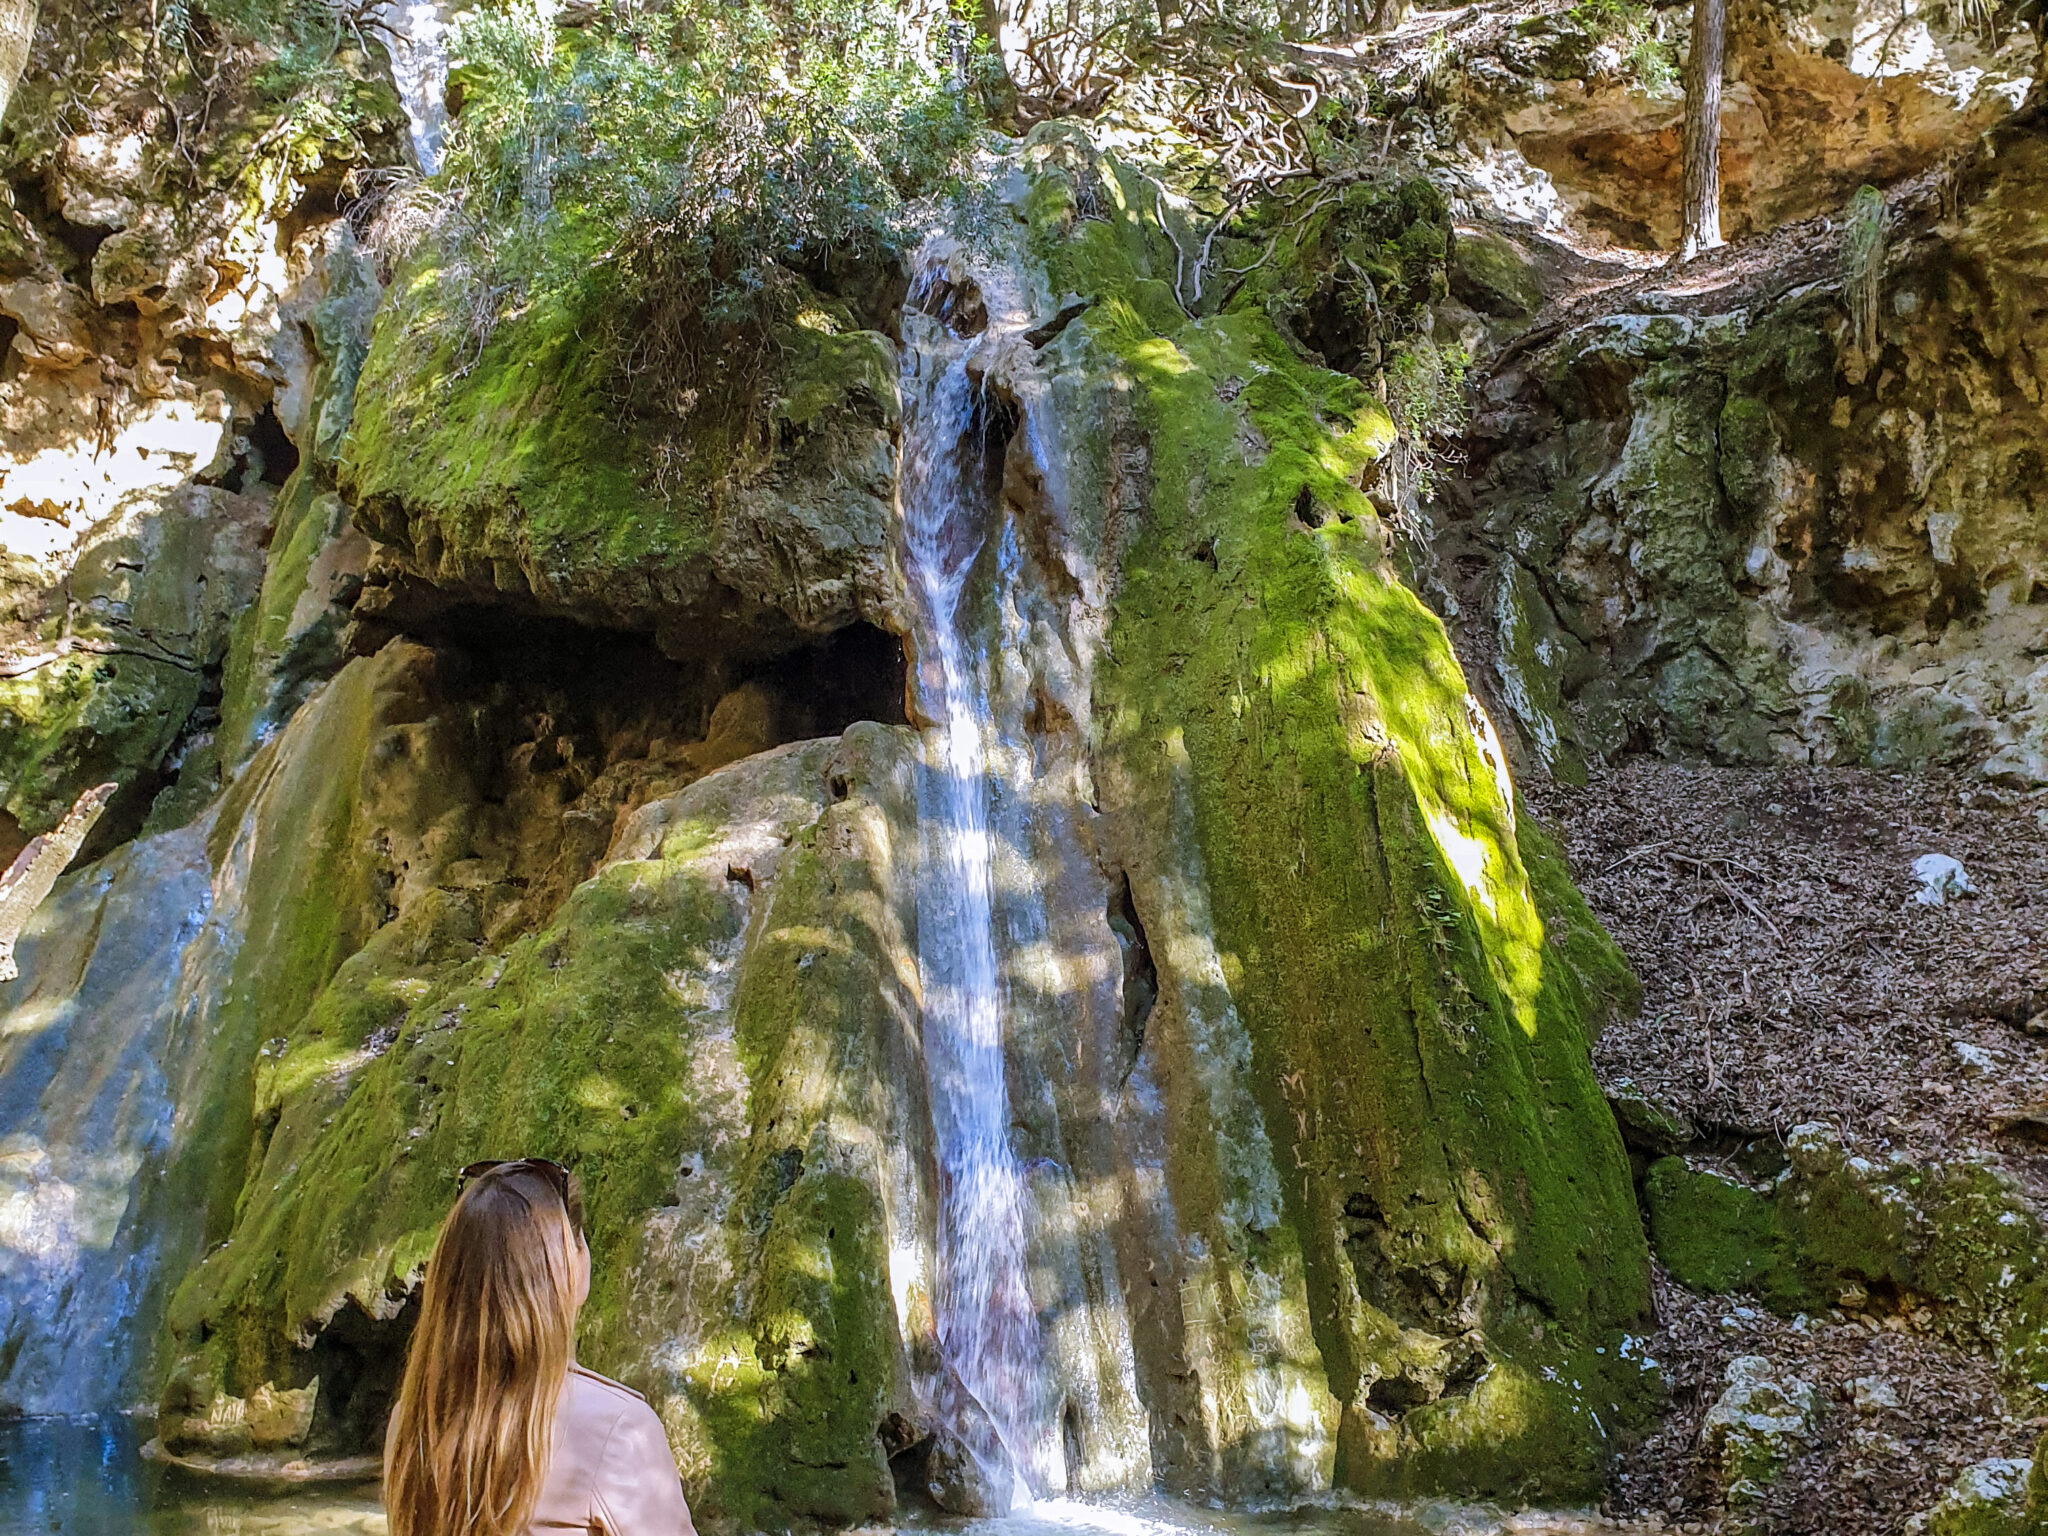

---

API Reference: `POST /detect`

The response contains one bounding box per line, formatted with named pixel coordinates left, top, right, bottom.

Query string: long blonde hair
left=384, top=1164, right=583, bottom=1536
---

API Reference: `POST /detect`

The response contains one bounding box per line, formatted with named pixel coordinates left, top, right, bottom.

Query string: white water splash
left=898, top=251, right=1051, bottom=1508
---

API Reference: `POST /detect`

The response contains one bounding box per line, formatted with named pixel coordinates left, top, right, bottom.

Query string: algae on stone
left=1909, top=1456, right=2043, bottom=1536
left=1645, top=1125, right=2048, bottom=1406
left=343, top=254, right=905, bottom=644
left=1701, top=1354, right=1816, bottom=1509
left=1016, top=129, right=1655, bottom=1499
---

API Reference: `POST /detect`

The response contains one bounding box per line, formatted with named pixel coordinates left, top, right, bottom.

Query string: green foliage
left=1385, top=332, right=1469, bottom=498
left=1295, top=175, right=1450, bottom=320
left=1, top=0, right=388, bottom=203
left=1567, top=0, right=1678, bottom=92
left=150, top=0, right=384, bottom=148
left=1843, top=183, right=1888, bottom=356
left=403, top=0, right=980, bottom=369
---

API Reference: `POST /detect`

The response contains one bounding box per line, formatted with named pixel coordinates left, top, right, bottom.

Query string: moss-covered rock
left=1701, top=1355, right=1816, bottom=1509
left=1645, top=1125, right=2048, bottom=1405
left=340, top=256, right=715, bottom=630
left=215, top=470, right=367, bottom=769
left=1451, top=231, right=1546, bottom=320
left=1910, top=1457, right=2044, bottom=1536
left=1441, top=136, right=2048, bottom=781
left=1016, top=128, right=1655, bottom=1500
left=0, top=483, right=270, bottom=837
left=139, top=601, right=919, bottom=1515
left=341, top=256, right=904, bottom=644
left=1644, top=1158, right=1797, bottom=1301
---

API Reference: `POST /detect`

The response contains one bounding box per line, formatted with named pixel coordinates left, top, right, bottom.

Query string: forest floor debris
left=1531, top=759, right=2048, bottom=1532
left=1604, top=1269, right=2039, bottom=1534
left=1532, top=760, right=2048, bottom=1173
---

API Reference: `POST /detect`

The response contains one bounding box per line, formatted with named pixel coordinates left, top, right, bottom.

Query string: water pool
left=0, top=1418, right=384, bottom=1535
left=0, top=1418, right=1606, bottom=1536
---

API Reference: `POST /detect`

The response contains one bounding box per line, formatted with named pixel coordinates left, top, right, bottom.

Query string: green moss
left=0, top=653, right=199, bottom=834
left=161, top=710, right=912, bottom=1524
left=1644, top=1129, right=2048, bottom=1408
left=673, top=753, right=915, bottom=1526
left=167, top=646, right=438, bottom=1304
left=1042, top=131, right=1652, bottom=1498
left=1451, top=232, right=1544, bottom=320
left=167, top=785, right=754, bottom=1393
left=773, top=323, right=900, bottom=436
left=1491, top=562, right=1591, bottom=785
left=217, top=470, right=343, bottom=764
left=734, top=1171, right=896, bottom=1522
left=1643, top=1158, right=1803, bottom=1303
left=1717, top=394, right=1779, bottom=519
left=1917, top=1458, right=2045, bottom=1536
left=1517, top=815, right=1638, bottom=1027
left=340, top=248, right=720, bottom=599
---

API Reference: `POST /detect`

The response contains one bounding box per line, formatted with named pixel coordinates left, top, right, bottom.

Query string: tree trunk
left=0, top=0, right=35, bottom=128
left=1679, top=0, right=1727, bottom=260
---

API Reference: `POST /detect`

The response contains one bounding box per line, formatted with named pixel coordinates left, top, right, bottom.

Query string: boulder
left=1907, top=1456, right=2040, bottom=1536
left=1701, top=1355, right=1817, bottom=1508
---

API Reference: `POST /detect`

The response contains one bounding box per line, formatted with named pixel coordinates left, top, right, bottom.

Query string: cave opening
left=337, top=604, right=907, bottom=945
left=402, top=604, right=908, bottom=746
left=882, top=1412, right=941, bottom=1514
left=223, top=404, right=300, bottom=493
left=303, top=1295, right=419, bottom=1459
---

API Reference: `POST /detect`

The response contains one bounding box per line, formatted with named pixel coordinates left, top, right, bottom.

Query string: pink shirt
left=389, top=1364, right=695, bottom=1535
left=526, top=1366, right=696, bottom=1535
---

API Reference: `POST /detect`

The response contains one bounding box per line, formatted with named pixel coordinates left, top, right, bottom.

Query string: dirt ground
left=1527, top=760, right=2048, bottom=1534
left=1534, top=761, right=2048, bottom=1170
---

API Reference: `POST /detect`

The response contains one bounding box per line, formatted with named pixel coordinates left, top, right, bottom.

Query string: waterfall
left=898, top=254, right=1053, bottom=1509
left=373, top=0, right=453, bottom=172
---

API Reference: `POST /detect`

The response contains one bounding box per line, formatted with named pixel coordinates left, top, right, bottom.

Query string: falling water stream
left=370, top=0, right=453, bottom=171
left=897, top=256, right=1050, bottom=1509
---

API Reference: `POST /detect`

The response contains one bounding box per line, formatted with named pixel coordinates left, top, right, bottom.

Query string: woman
left=384, top=1159, right=696, bottom=1536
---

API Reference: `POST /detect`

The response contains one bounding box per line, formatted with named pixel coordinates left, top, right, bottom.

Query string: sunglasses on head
left=457, top=1158, right=585, bottom=1236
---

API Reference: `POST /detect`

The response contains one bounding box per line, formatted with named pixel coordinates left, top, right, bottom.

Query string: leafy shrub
left=1566, top=0, right=1678, bottom=92
left=391, top=0, right=983, bottom=383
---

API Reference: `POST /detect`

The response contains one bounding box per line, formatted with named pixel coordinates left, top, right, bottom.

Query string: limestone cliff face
left=1434, top=114, right=2048, bottom=787
left=0, top=4, right=402, bottom=857
left=1452, top=0, right=2037, bottom=249
left=0, top=98, right=1657, bottom=1525
left=197, top=136, right=1644, bottom=1519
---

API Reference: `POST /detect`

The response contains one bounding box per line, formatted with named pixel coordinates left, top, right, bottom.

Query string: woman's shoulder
left=537, top=1366, right=681, bottom=1528
left=566, top=1364, right=648, bottom=1406
left=562, top=1364, right=654, bottom=1428
left=564, top=1369, right=694, bottom=1531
